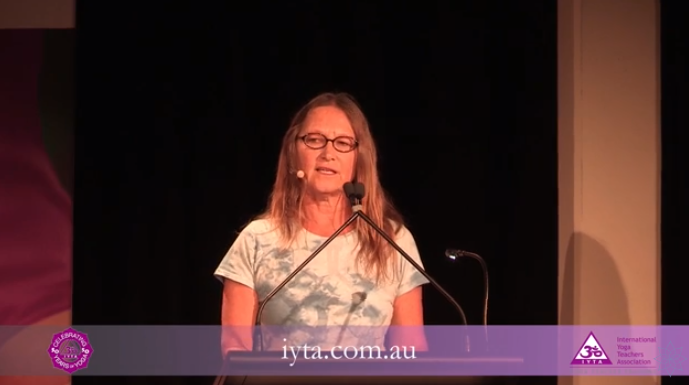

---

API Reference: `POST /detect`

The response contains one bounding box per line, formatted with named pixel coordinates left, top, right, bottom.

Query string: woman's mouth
left=316, top=167, right=337, bottom=175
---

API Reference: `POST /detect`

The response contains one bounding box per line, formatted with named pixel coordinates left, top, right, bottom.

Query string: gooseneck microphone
left=445, top=249, right=489, bottom=327
left=445, top=249, right=489, bottom=347
left=343, top=182, right=471, bottom=352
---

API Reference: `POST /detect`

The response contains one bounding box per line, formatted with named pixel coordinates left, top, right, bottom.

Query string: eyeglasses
left=297, top=133, right=359, bottom=153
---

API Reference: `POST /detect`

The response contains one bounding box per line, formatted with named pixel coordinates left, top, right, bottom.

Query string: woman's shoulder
left=240, top=218, right=276, bottom=237
left=387, top=220, right=412, bottom=238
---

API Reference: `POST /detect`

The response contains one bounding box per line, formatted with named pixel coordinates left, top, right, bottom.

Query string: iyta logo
left=571, top=331, right=613, bottom=365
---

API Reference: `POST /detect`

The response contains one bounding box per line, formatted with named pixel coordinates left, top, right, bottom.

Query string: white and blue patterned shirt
left=214, top=219, right=429, bottom=348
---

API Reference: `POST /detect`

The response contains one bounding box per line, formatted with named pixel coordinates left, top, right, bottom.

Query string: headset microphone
left=296, top=170, right=305, bottom=178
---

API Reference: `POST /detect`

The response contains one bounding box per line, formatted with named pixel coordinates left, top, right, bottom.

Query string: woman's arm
left=221, top=279, right=258, bottom=355
left=387, top=286, right=428, bottom=351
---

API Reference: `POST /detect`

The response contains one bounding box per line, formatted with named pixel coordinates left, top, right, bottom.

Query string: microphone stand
left=344, top=182, right=471, bottom=353
left=213, top=183, right=471, bottom=385
left=446, top=249, right=489, bottom=349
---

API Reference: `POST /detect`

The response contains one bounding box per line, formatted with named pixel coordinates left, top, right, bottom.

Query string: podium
left=215, top=352, right=523, bottom=385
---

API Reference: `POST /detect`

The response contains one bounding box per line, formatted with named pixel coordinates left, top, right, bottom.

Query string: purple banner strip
left=0, top=326, right=685, bottom=376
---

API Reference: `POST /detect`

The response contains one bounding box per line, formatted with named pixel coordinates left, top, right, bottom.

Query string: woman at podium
left=214, top=92, right=429, bottom=355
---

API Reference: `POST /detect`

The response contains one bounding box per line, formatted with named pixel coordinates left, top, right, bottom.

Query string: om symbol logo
left=59, top=340, right=82, bottom=363
left=580, top=345, right=603, bottom=359
left=47, top=328, right=93, bottom=374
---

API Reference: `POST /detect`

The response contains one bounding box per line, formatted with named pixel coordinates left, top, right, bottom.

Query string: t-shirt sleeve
left=213, top=225, right=257, bottom=290
left=395, top=226, right=430, bottom=297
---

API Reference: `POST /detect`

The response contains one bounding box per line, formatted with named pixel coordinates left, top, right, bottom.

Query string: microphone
left=343, top=182, right=471, bottom=352
left=343, top=181, right=364, bottom=209
left=296, top=170, right=305, bottom=178
left=445, top=249, right=490, bottom=348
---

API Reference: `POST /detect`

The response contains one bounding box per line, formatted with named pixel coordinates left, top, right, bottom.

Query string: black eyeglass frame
left=296, top=133, right=359, bottom=153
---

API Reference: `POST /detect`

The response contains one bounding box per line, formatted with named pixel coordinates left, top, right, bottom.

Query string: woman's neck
left=301, top=193, right=352, bottom=237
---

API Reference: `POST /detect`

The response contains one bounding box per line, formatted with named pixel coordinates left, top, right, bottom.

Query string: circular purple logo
left=46, top=327, right=93, bottom=374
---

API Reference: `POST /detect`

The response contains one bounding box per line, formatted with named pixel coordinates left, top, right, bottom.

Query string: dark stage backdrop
left=74, top=1, right=557, bottom=385
left=661, top=0, right=689, bottom=333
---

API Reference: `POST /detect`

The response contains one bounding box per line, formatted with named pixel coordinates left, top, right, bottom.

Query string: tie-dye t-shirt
left=214, top=219, right=429, bottom=349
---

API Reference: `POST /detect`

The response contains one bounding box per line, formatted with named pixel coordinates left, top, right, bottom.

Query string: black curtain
left=661, top=1, right=689, bottom=328
left=660, top=2, right=689, bottom=384
left=74, top=1, right=557, bottom=385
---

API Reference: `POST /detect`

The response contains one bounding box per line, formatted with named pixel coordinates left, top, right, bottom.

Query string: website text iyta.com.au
left=282, top=340, right=417, bottom=367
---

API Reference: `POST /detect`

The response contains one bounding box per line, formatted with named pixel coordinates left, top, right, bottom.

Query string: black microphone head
left=354, top=182, right=365, bottom=199
left=343, top=182, right=355, bottom=198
